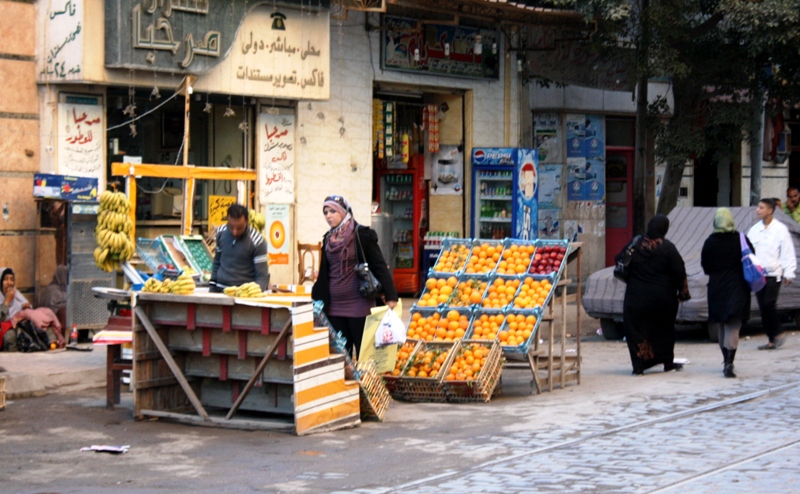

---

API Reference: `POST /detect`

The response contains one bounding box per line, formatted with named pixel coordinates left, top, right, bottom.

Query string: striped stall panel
left=291, top=303, right=361, bottom=435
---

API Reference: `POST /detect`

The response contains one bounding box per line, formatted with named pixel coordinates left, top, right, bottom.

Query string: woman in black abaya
left=619, top=215, right=690, bottom=375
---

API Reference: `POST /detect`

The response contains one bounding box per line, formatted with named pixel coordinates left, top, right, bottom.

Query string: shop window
left=606, top=119, right=635, bottom=148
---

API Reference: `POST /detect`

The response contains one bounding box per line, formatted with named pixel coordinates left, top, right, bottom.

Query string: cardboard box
left=150, top=187, right=183, bottom=216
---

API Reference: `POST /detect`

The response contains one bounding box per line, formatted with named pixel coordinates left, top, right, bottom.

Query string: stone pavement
left=0, top=345, right=105, bottom=398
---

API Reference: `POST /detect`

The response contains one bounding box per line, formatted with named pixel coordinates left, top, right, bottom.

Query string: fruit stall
left=385, top=238, right=582, bottom=401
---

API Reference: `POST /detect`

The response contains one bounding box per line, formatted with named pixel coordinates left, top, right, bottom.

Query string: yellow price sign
left=208, top=195, right=237, bottom=230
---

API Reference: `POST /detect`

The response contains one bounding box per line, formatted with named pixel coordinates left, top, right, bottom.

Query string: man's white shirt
left=747, top=219, right=797, bottom=281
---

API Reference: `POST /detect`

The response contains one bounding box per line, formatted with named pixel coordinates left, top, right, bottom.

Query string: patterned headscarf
left=713, top=208, right=736, bottom=233
left=323, top=196, right=356, bottom=271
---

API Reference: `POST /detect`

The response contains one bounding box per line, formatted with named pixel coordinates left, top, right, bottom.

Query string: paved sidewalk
left=1, top=346, right=106, bottom=398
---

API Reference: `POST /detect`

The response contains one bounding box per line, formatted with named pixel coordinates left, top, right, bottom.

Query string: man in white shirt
left=747, top=198, right=797, bottom=350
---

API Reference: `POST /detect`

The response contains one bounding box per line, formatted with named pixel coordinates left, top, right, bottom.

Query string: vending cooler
left=376, top=155, right=424, bottom=294
left=471, top=148, right=539, bottom=240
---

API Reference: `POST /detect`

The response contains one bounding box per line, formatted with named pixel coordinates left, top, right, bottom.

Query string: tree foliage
left=547, top=0, right=800, bottom=213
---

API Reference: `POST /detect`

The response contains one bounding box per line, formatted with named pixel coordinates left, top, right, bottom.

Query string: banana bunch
left=249, top=209, right=266, bottom=232
left=223, top=282, right=264, bottom=298
left=142, top=273, right=196, bottom=295
left=94, top=191, right=135, bottom=272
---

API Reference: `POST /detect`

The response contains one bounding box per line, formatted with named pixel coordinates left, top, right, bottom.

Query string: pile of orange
left=482, top=277, right=521, bottom=309
left=464, top=243, right=502, bottom=274
left=470, top=313, right=504, bottom=340
left=445, top=344, right=491, bottom=381
left=407, top=310, right=469, bottom=342
left=498, top=313, right=537, bottom=347
left=418, top=276, right=458, bottom=307
left=445, top=278, right=488, bottom=307
left=388, top=341, right=418, bottom=376
left=495, top=243, right=534, bottom=275
left=512, top=277, right=552, bottom=309
left=404, top=346, right=451, bottom=379
left=433, top=243, right=470, bottom=273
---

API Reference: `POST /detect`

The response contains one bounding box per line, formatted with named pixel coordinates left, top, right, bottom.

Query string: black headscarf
left=646, top=215, right=670, bottom=240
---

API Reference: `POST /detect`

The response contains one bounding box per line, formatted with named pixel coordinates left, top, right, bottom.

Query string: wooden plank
left=134, top=306, right=210, bottom=420
left=136, top=292, right=234, bottom=305
left=139, top=410, right=293, bottom=432
left=225, top=318, right=292, bottom=420
left=134, top=376, right=185, bottom=390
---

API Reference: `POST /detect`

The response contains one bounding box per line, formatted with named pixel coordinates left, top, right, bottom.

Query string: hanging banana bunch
left=223, top=282, right=264, bottom=298
left=93, top=190, right=136, bottom=273
left=248, top=209, right=266, bottom=233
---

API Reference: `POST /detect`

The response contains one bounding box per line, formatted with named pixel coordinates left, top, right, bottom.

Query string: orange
left=446, top=310, right=460, bottom=321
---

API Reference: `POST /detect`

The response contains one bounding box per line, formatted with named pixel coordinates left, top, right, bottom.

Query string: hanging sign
left=38, top=0, right=84, bottom=81
left=259, top=111, right=295, bottom=204
left=57, top=99, right=105, bottom=190
left=208, top=195, right=236, bottom=230
left=265, top=204, right=290, bottom=265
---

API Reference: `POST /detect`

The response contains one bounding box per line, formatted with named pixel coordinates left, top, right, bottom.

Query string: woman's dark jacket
left=701, top=232, right=753, bottom=323
left=311, top=224, right=398, bottom=311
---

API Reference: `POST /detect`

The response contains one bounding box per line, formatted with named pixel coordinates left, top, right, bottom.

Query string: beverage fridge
left=376, top=155, right=425, bottom=294
left=470, top=148, right=539, bottom=240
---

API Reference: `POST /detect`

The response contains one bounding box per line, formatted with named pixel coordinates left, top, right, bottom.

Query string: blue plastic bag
left=740, top=232, right=766, bottom=293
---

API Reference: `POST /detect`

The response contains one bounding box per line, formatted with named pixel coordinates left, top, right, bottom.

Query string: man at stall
left=209, top=204, right=270, bottom=293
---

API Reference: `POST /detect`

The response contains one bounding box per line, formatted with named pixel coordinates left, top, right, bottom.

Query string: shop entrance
left=605, top=149, right=634, bottom=266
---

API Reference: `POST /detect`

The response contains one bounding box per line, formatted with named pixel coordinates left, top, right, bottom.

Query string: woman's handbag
left=740, top=232, right=767, bottom=293
left=355, top=229, right=383, bottom=299
left=613, top=235, right=641, bottom=282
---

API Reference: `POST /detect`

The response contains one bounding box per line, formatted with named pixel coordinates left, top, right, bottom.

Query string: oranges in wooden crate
left=498, top=312, right=537, bottom=347
left=495, top=243, right=534, bottom=275
left=445, top=343, right=492, bottom=381
left=464, top=242, right=503, bottom=274
left=407, top=310, right=469, bottom=342
left=387, top=341, right=418, bottom=377
left=470, top=312, right=504, bottom=341
left=482, top=277, right=520, bottom=309
left=446, top=278, right=488, bottom=307
left=404, top=346, right=452, bottom=379
left=433, top=243, right=470, bottom=273
left=418, top=276, right=458, bottom=307
left=512, top=277, right=553, bottom=309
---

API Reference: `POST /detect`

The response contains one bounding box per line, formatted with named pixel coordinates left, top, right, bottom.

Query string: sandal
left=758, top=342, right=777, bottom=350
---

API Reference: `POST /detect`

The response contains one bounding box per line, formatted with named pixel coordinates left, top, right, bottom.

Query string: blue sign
left=33, top=174, right=99, bottom=202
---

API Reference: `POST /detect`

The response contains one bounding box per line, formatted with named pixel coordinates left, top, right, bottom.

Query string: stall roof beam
left=111, top=163, right=257, bottom=181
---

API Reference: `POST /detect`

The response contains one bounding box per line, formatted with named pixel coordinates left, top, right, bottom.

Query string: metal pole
left=750, top=94, right=765, bottom=206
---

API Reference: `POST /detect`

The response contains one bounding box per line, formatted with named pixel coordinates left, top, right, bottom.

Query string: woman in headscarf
left=702, top=208, right=753, bottom=378
left=617, top=215, right=690, bottom=375
left=36, top=265, right=68, bottom=330
left=311, top=195, right=398, bottom=358
left=1, top=267, right=31, bottom=321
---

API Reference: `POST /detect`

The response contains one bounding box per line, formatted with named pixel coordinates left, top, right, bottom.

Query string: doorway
left=605, top=149, right=634, bottom=266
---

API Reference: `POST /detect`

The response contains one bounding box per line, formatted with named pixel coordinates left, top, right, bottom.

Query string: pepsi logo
left=473, top=149, right=486, bottom=164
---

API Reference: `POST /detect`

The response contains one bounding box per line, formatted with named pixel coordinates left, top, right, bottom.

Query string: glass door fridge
left=376, top=155, right=424, bottom=294
left=472, top=166, right=515, bottom=239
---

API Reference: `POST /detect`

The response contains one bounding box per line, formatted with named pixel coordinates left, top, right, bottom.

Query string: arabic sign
left=33, top=174, right=98, bottom=202
left=382, top=16, right=500, bottom=80
left=105, top=0, right=329, bottom=83
left=205, top=5, right=330, bottom=100
left=57, top=101, right=105, bottom=190
left=39, top=0, right=83, bottom=81
left=259, top=111, right=295, bottom=205
left=265, top=204, right=290, bottom=265
left=208, top=195, right=236, bottom=230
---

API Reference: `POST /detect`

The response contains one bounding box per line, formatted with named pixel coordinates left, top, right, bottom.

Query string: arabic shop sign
left=202, top=5, right=329, bottom=100
left=39, top=0, right=84, bottom=81
left=259, top=111, right=295, bottom=205
left=105, top=0, right=329, bottom=75
left=382, top=16, right=500, bottom=80
left=57, top=98, right=105, bottom=191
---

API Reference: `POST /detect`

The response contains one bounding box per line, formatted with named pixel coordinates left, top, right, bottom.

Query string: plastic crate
left=158, top=235, right=200, bottom=274
left=443, top=340, right=504, bottom=403
left=509, top=274, right=556, bottom=311
left=443, top=275, right=489, bottom=309
left=498, top=308, right=543, bottom=355
left=135, top=238, right=171, bottom=272
left=491, top=238, right=537, bottom=277
left=478, top=274, right=522, bottom=312
left=395, top=341, right=459, bottom=402
left=526, top=239, right=570, bottom=277
left=464, top=310, right=506, bottom=341
left=428, top=238, right=472, bottom=277
left=180, top=235, right=214, bottom=274
left=407, top=308, right=472, bottom=343
left=414, top=273, right=455, bottom=311
left=461, top=239, right=505, bottom=276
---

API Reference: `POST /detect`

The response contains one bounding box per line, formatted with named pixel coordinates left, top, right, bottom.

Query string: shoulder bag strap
left=354, top=225, right=367, bottom=264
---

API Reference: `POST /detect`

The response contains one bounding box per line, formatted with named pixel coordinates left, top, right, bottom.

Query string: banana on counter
left=142, top=272, right=196, bottom=295
left=93, top=190, right=136, bottom=273
left=222, top=282, right=266, bottom=298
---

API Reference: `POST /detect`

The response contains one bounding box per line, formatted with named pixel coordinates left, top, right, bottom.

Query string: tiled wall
left=295, top=12, right=520, bottom=249
left=0, top=0, right=39, bottom=295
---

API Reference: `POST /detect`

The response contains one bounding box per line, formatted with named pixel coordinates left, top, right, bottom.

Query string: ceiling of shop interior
left=385, top=0, right=583, bottom=28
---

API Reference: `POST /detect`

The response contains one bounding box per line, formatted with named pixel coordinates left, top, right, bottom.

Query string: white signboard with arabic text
left=259, top=112, right=295, bottom=205
left=57, top=101, right=105, bottom=190
left=39, top=0, right=84, bottom=81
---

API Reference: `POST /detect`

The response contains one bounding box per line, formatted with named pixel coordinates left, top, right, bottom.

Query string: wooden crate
left=395, top=341, right=459, bottom=403
left=444, top=339, right=504, bottom=403
left=381, top=339, right=420, bottom=400
left=0, top=375, right=5, bottom=410
left=356, top=360, right=392, bottom=422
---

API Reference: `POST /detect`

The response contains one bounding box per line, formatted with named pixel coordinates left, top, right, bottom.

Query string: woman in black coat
left=701, top=208, right=752, bottom=378
left=311, top=195, right=397, bottom=358
left=619, top=215, right=690, bottom=375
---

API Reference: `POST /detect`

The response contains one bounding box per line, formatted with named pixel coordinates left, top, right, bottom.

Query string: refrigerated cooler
left=470, top=148, right=539, bottom=240
left=376, top=155, right=425, bottom=294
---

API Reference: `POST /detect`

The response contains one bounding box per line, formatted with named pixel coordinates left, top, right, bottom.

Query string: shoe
left=775, top=335, right=786, bottom=348
left=758, top=342, right=777, bottom=350
left=664, top=363, right=684, bottom=372
left=632, top=370, right=643, bottom=376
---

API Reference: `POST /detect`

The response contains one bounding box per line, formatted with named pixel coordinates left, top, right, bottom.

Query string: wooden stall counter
left=132, top=291, right=361, bottom=435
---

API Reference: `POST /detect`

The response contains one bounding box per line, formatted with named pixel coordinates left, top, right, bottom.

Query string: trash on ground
left=673, top=358, right=691, bottom=365
left=81, top=445, right=130, bottom=454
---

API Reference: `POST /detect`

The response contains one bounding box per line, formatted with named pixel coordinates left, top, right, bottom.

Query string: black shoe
left=775, top=335, right=786, bottom=348
left=664, top=362, right=684, bottom=372
left=632, top=370, right=643, bottom=376
left=723, top=363, right=737, bottom=378
left=723, top=349, right=737, bottom=378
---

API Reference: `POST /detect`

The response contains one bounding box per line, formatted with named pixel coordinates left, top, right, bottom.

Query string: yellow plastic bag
left=359, top=300, right=402, bottom=373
